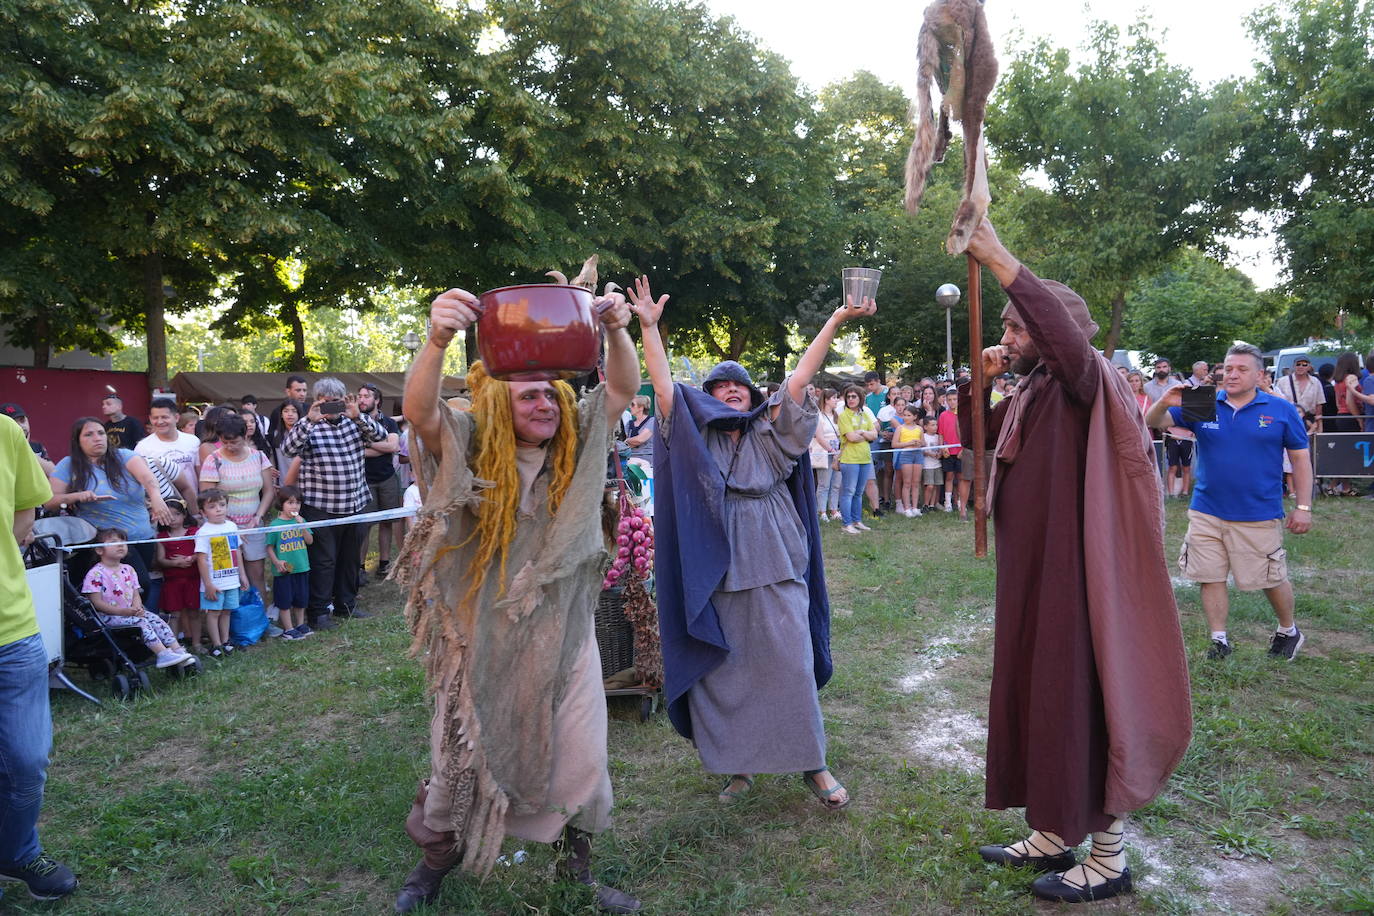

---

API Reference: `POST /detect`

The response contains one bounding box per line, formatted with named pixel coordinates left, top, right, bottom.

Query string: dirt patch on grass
left=1133, top=831, right=1291, bottom=914
left=896, top=622, right=991, bottom=774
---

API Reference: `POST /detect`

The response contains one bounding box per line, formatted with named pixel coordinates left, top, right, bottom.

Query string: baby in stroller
left=81, top=528, right=195, bottom=669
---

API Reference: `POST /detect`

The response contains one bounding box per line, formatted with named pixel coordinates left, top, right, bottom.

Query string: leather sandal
left=1031, top=865, right=1133, bottom=903
left=978, top=843, right=1077, bottom=873
left=802, top=768, right=850, bottom=810
left=718, top=774, right=754, bottom=803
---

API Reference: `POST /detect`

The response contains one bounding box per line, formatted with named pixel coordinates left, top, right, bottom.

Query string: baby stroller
left=23, top=516, right=202, bottom=702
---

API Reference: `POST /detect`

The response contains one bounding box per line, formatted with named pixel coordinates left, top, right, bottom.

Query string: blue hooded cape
left=652, top=382, right=832, bottom=741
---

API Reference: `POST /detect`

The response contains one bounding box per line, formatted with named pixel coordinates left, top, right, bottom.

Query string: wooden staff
left=967, top=254, right=987, bottom=557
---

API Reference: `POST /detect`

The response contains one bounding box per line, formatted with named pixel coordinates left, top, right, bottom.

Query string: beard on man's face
left=1011, top=344, right=1040, bottom=375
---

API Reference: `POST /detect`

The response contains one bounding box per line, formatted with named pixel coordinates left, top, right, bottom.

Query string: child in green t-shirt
left=266, top=486, right=314, bottom=639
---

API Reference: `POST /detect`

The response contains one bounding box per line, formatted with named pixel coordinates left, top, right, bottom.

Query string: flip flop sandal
left=718, top=775, right=754, bottom=803
left=802, top=768, right=850, bottom=810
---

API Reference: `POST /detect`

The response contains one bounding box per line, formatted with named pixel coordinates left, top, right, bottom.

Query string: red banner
left=1, top=367, right=150, bottom=463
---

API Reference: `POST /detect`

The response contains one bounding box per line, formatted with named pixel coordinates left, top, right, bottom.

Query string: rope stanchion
left=55, top=506, right=417, bottom=552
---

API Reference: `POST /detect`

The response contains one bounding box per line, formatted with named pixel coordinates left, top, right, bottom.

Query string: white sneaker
left=854, top=521, right=872, bottom=531
left=911, top=507, right=922, bottom=517
left=896, top=502, right=906, bottom=514
left=156, top=650, right=191, bottom=668
left=841, top=524, right=860, bottom=535
left=942, top=503, right=952, bottom=513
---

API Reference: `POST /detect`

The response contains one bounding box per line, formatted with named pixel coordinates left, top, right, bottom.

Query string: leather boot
left=555, top=826, right=642, bottom=914
left=396, top=780, right=460, bottom=913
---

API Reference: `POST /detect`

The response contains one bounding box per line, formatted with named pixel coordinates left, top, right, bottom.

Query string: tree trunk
left=143, top=251, right=168, bottom=389
left=1103, top=290, right=1126, bottom=359
left=771, top=323, right=788, bottom=382
left=283, top=301, right=308, bottom=370
left=32, top=313, right=49, bottom=368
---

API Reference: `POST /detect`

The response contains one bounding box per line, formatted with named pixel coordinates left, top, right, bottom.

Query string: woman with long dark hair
left=268, top=399, right=306, bottom=478
left=45, top=416, right=171, bottom=579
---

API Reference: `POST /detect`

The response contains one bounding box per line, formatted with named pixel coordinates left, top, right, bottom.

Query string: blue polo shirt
left=1170, top=389, right=1308, bottom=522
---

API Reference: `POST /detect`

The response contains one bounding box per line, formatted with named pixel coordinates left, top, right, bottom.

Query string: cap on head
left=1001, top=280, right=1098, bottom=339
left=0, top=402, right=25, bottom=420
left=703, top=360, right=764, bottom=408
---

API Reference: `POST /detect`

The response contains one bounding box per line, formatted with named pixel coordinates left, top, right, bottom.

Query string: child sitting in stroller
left=81, top=528, right=195, bottom=668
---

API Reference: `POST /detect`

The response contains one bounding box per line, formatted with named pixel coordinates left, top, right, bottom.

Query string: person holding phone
left=1147, top=342, right=1313, bottom=662
left=281, top=378, right=387, bottom=629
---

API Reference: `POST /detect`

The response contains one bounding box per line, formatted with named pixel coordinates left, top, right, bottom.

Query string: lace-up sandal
left=1031, top=826, right=1132, bottom=903
left=979, top=831, right=1077, bottom=872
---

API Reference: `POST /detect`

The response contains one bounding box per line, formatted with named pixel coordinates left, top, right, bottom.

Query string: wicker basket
left=595, top=587, right=635, bottom=678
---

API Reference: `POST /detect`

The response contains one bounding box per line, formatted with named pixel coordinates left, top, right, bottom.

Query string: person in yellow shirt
left=0, top=414, right=78, bottom=901
left=892, top=403, right=926, bottom=516
left=835, top=387, right=877, bottom=534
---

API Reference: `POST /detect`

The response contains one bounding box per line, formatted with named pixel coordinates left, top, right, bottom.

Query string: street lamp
left=402, top=330, right=422, bottom=356
left=935, top=283, right=961, bottom=382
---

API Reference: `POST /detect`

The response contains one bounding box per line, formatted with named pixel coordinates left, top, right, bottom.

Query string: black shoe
left=394, top=860, right=451, bottom=913
left=377, top=559, right=391, bottom=577
left=1268, top=627, right=1305, bottom=661
left=978, top=844, right=1077, bottom=873
left=357, top=568, right=370, bottom=588
left=869, top=508, right=885, bottom=518
left=0, top=853, right=78, bottom=901
left=308, top=615, right=338, bottom=631
left=1031, top=866, right=1133, bottom=903
left=1206, top=638, right=1233, bottom=660
left=336, top=606, right=373, bottom=619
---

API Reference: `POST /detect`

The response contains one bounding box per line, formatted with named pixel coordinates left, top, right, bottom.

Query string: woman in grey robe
left=627, top=276, right=876, bottom=808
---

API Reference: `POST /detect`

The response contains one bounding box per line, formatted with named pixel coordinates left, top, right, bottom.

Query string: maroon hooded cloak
left=960, top=266, right=1192, bottom=842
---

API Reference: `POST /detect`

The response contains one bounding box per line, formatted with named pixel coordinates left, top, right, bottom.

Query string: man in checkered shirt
left=283, top=377, right=386, bottom=628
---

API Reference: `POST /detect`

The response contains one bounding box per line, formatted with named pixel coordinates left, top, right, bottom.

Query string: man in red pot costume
left=395, top=285, right=641, bottom=913
left=957, top=219, right=1191, bottom=904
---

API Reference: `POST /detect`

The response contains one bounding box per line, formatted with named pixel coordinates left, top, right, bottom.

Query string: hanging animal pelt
left=903, top=0, right=999, bottom=255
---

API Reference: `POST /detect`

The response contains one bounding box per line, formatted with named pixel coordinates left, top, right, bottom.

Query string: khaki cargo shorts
left=1180, top=510, right=1288, bottom=592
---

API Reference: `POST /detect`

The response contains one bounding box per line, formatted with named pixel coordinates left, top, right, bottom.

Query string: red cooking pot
left=475, top=284, right=601, bottom=381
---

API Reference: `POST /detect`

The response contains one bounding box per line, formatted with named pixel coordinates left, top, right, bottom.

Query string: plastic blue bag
left=230, top=586, right=269, bottom=646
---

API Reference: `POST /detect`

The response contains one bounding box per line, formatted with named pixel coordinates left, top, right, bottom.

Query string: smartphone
left=319, top=401, right=346, bottom=416
left=1180, top=385, right=1217, bottom=423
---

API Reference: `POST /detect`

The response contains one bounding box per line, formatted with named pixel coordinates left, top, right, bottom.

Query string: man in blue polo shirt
left=1146, top=342, right=1313, bottom=661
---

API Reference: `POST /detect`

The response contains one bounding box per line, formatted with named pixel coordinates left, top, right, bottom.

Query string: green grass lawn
left=12, top=499, right=1373, bottom=915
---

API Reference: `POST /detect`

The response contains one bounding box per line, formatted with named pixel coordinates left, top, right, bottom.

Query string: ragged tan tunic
left=398, top=384, right=614, bottom=875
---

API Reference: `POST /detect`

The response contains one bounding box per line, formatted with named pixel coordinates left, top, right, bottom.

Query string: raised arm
left=404, top=288, right=480, bottom=463
left=598, top=292, right=639, bottom=424
left=785, top=295, right=876, bottom=407
left=626, top=276, right=674, bottom=421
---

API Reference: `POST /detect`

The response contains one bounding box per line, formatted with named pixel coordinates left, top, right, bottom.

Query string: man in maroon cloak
left=958, top=219, right=1192, bottom=903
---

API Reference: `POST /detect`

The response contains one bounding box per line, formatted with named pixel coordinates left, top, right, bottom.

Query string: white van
left=1273, top=342, right=1340, bottom=378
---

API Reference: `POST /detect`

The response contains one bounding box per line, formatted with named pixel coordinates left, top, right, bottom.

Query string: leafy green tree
left=987, top=19, right=1247, bottom=356
left=1122, top=248, right=1264, bottom=365
left=472, top=0, right=847, bottom=372
left=0, top=0, right=491, bottom=383
left=1239, top=0, right=1374, bottom=328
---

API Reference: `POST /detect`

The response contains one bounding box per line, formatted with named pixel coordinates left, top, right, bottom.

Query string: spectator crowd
left=2, top=375, right=417, bottom=657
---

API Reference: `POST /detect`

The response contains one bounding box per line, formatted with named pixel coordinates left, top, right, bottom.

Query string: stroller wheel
left=112, top=674, right=133, bottom=700
left=136, top=670, right=153, bottom=693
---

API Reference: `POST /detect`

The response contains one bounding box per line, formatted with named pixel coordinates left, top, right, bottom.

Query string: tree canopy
left=986, top=19, right=1248, bottom=356
left=1239, top=0, right=1374, bottom=330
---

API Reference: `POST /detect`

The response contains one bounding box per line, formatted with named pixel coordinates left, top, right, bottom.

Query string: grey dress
left=671, top=390, right=828, bottom=774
